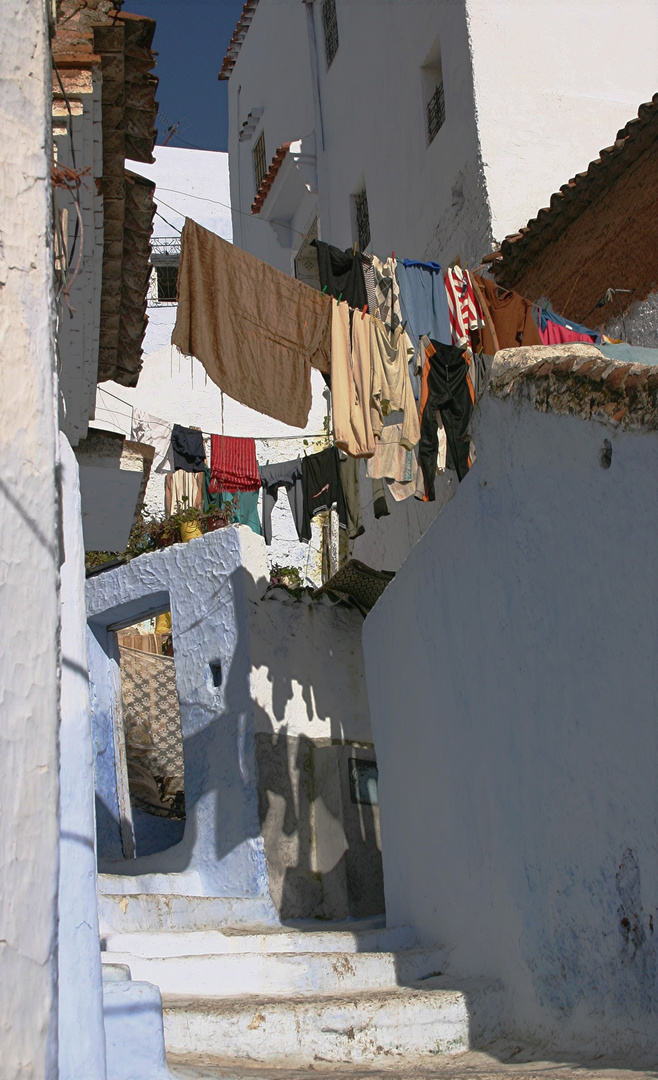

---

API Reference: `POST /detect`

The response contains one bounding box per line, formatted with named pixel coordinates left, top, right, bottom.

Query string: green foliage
left=269, top=563, right=303, bottom=589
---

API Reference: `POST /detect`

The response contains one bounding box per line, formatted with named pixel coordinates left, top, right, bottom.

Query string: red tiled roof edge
left=485, top=95, right=658, bottom=278
left=218, top=0, right=260, bottom=81
left=489, top=344, right=658, bottom=430
left=251, top=143, right=291, bottom=214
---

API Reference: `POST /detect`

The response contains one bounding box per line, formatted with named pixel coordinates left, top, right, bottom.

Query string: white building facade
left=222, top=0, right=658, bottom=570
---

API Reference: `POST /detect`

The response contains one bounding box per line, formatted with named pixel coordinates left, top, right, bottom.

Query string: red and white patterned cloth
left=444, top=266, right=485, bottom=348
left=209, top=435, right=260, bottom=493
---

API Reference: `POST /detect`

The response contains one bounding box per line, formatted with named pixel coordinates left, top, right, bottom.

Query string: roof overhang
left=251, top=135, right=318, bottom=247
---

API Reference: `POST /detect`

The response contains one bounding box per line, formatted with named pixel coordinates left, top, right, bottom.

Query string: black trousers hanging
left=418, top=341, right=472, bottom=499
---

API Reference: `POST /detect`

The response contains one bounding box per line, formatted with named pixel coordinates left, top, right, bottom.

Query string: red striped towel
left=209, top=435, right=261, bottom=493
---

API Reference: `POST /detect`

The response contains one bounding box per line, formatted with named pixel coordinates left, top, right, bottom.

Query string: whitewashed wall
left=229, top=0, right=490, bottom=269
left=231, top=0, right=658, bottom=264
left=363, top=384, right=658, bottom=1055
left=0, top=1, right=60, bottom=1074
left=468, top=0, right=658, bottom=244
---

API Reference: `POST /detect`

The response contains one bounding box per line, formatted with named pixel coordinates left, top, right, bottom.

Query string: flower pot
left=205, top=514, right=227, bottom=533
left=180, top=520, right=203, bottom=543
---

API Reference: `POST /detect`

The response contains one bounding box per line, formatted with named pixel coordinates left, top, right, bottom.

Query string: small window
left=353, top=188, right=370, bottom=252
left=427, top=82, right=445, bottom=144
left=156, top=264, right=178, bottom=302
left=349, top=758, right=379, bottom=806
left=149, top=237, right=180, bottom=306
left=253, top=130, right=267, bottom=189
left=322, top=0, right=339, bottom=68
left=421, top=37, right=445, bottom=146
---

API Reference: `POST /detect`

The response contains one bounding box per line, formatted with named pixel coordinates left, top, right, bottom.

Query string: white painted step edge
left=101, top=924, right=418, bottom=958
left=101, top=948, right=446, bottom=998
left=161, top=978, right=505, bottom=1066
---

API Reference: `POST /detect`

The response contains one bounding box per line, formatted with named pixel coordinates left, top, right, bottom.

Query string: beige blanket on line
left=172, top=219, right=332, bottom=429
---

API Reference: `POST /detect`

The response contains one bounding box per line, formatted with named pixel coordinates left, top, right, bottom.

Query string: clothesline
left=95, top=386, right=328, bottom=442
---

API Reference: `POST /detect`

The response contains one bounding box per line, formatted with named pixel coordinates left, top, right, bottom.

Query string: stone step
left=102, top=946, right=445, bottom=998
left=162, top=977, right=504, bottom=1068
left=101, top=923, right=417, bottom=959
left=98, top=890, right=278, bottom=934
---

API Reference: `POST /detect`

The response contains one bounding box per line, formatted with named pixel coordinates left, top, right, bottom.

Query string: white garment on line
left=132, top=410, right=175, bottom=474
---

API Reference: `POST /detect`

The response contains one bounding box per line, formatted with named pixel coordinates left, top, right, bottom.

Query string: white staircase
left=101, top=918, right=503, bottom=1070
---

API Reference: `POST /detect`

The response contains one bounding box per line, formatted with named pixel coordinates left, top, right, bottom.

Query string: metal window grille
left=427, top=81, right=446, bottom=144
left=322, top=0, right=339, bottom=68
left=354, top=189, right=370, bottom=252
left=156, top=264, right=178, bottom=302
left=253, top=131, right=267, bottom=189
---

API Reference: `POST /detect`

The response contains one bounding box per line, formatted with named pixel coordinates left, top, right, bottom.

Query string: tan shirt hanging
left=172, top=219, right=331, bottom=429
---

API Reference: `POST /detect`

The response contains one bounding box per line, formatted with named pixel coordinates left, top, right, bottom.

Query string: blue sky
left=127, top=0, right=246, bottom=152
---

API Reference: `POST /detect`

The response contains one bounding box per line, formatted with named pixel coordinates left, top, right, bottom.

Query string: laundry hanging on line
left=208, top=435, right=261, bottom=494
left=172, top=218, right=331, bottom=429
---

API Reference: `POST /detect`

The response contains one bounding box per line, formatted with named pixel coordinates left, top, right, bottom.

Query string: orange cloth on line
left=470, top=275, right=499, bottom=355
left=172, top=219, right=332, bottom=429
left=332, top=299, right=376, bottom=458
left=473, top=274, right=542, bottom=349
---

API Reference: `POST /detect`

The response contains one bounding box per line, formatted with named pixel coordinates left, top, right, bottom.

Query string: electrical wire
left=96, top=385, right=328, bottom=442
left=155, top=189, right=310, bottom=241
left=154, top=209, right=182, bottom=235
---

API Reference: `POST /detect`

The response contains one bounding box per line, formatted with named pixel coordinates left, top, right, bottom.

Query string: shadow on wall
left=255, top=729, right=384, bottom=921
left=247, top=596, right=385, bottom=921
left=93, top=560, right=384, bottom=921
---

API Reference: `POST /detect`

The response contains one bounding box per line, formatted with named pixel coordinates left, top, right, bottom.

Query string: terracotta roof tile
left=251, top=142, right=291, bottom=214
left=485, top=95, right=658, bottom=281
left=218, top=1, right=260, bottom=81
left=52, top=2, right=158, bottom=387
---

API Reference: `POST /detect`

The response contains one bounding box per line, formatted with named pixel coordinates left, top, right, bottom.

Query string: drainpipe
left=234, top=83, right=244, bottom=248
left=302, top=0, right=325, bottom=151
left=302, top=0, right=329, bottom=239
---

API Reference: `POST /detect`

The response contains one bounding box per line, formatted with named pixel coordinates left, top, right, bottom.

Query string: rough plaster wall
left=467, top=0, right=658, bottom=245
left=53, top=71, right=104, bottom=446
left=363, top=388, right=658, bottom=1055
left=352, top=459, right=457, bottom=573
left=248, top=594, right=382, bottom=919
left=0, top=1, right=60, bottom=1075
left=248, top=595, right=372, bottom=742
left=87, top=527, right=275, bottom=916
left=58, top=438, right=106, bottom=1079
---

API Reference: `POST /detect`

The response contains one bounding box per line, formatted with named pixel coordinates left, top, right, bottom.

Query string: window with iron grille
left=322, top=0, right=339, bottom=68
left=156, top=264, right=178, bottom=302
left=427, top=81, right=445, bottom=144
left=253, top=131, right=267, bottom=189
left=354, top=189, right=370, bottom=252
